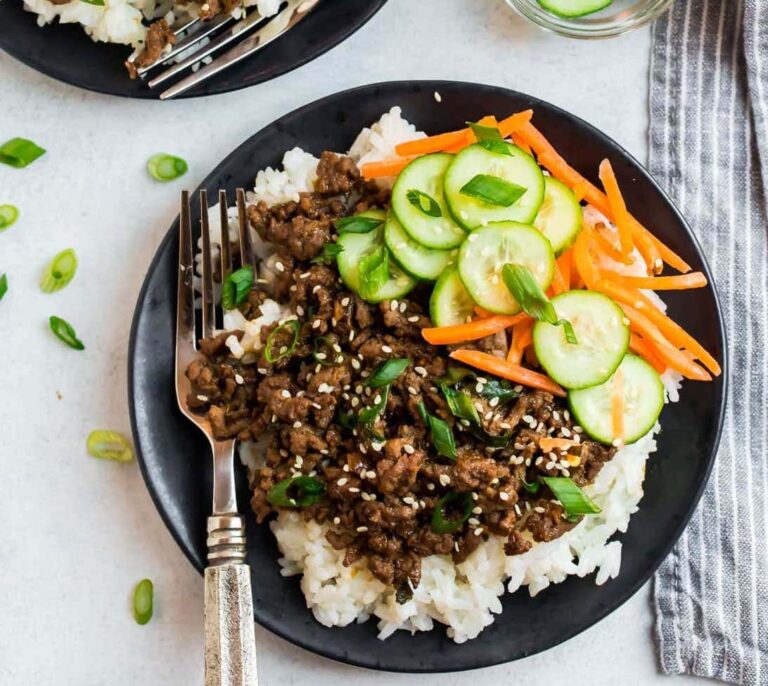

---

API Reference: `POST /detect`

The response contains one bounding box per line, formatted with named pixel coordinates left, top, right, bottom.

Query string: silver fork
left=143, top=0, right=321, bottom=100
left=176, top=189, right=258, bottom=686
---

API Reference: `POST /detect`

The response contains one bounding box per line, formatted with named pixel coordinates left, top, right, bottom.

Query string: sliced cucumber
left=537, top=0, right=613, bottom=18
left=533, top=291, right=629, bottom=390
left=534, top=177, right=582, bottom=255
left=568, top=354, right=665, bottom=446
left=384, top=212, right=456, bottom=281
left=391, top=153, right=466, bottom=250
left=443, top=143, right=545, bottom=230
left=336, top=210, right=417, bottom=303
left=430, top=266, right=476, bottom=326
left=458, top=221, right=555, bottom=315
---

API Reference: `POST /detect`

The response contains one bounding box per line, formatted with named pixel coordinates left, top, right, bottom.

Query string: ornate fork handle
left=204, top=515, right=258, bottom=686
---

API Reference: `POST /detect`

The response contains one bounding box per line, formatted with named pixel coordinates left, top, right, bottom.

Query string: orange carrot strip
left=395, top=131, right=469, bottom=157
left=498, top=110, right=534, bottom=138
left=598, top=159, right=634, bottom=256
left=450, top=349, right=567, bottom=397
left=361, top=156, right=416, bottom=179
left=511, top=132, right=532, bottom=155
left=444, top=139, right=470, bottom=154
left=551, top=259, right=569, bottom=295
left=507, top=319, right=534, bottom=363
left=629, top=333, right=667, bottom=374
left=443, top=115, right=499, bottom=154
left=630, top=225, right=663, bottom=275
left=643, top=229, right=692, bottom=273
left=573, top=224, right=601, bottom=290
left=611, top=369, right=625, bottom=443
left=474, top=305, right=495, bottom=318
left=539, top=437, right=577, bottom=452
left=595, top=279, right=721, bottom=376
left=422, top=315, right=524, bottom=345
left=592, top=223, right=633, bottom=265
left=556, top=250, right=572, bottom=289
left=602, top=271, right=708, bottom=291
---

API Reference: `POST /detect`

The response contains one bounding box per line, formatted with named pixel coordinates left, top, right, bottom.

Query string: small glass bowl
left=505, top=0, right=674, bottom=39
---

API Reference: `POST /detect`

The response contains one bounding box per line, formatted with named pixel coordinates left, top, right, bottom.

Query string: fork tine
left=200, top=190, right=216, bottom=340
left=176, top=191, right=196, bottom=354
left=236, top=188, right=256, bottom=272
left=219, top=190, right=233, bottom=280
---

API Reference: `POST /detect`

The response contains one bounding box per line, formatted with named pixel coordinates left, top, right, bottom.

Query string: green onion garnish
left=0, top=274, right=7, bottom=301
left=146, top=153, right=188, bottom=182
left=312, top=336, right=341, bottom=366
left=540, top=476, right=601, bottom=519
left=431, top=492, right=473, bottom=534
left=467, top=120, right=502, bottom=142
left=220, top=266, right=254, bottom=310
left=133, top=579, right=154, bottom=625
left=311, top=242, right=344, bottom=265
left=80, top=0, right=106, bottom=5
left=264, top=319, right=300, bottom=364
left=358, top=385, right=390, bottom=424
left=335, top=214, right=383, bottom=234
left=86, top=430, right=134, bottom=463
left=521, top=477, right=540, bottom=494
left=49, top=315, right=85, bottom=350
left=0, top=137, right=46, bottom=168
left=438, top=365, right=520, bottom=405
left=0, top=204, right=19, bottom=230
left=359, top=245, right=389, bottom=301
left=40, top=248, right=78, bottom=293
left=460, top=174, right=527, bottom=207
left=502, top=264, right=578, bottom=344
left=477, top=139, right=514, bottom=156
left=417, top=401, right=456, bottom=460
left=365, top=358, right=410, bottom=388
left=338, top=409, right=357, bottom=431
left=406, top=189, right=442, bottom=217
left=267, top=475, right=325, bottom=507
left=440, top=385, right=480, bottom=425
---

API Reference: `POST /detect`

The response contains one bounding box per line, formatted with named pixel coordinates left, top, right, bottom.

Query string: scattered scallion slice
left=460, top=174, right=527, bottom=207
left=540, top=476, right=601, bottom=519
left=438, top=365, right=520, bottom=405
left=467, top=120, right=503, bottom=141
left=359, top=245, right=389, bottom=300
left=431, top=492, right=473, bottom=533
left=86, top=430, right=134, bottom=463
left=0, top=204, right=19, bottom=230
left=417, top=401, right=456, bottom=460
left=365, top=358, right=410, bottom=388
left=0, top=274, right=7, bottom=301
left=133, top=579, right=154, bottom=625
left=80, top=0, right=106, bottom=5
left=220, top=266, right=253, bottom=310
left=312, top=336, right=341, bottom=366
left=502, top=264, right=578, bottom=343
left=267, top=475, right=325, bottom=507
left=521, top=477, right=541, bottom=495
left=40, top=248, right=77, bottom=293
left=311, top=243, right=344, bottom=265
left=335, top=214, right=383, bottom=234
left=477, top=139, right=515, bottom=156
left=264, top=319, right=300, bottom=364
left=358, top=385, right=390, bottom=424
left=146, top=153, right=188, bottom=182
left=406, top=189, right=442, bottom=218
left=440, top=385, right=480, bottom=425
left=0, top=137, right=46, bottom=168
left=49, top=315, right=85, bottom=350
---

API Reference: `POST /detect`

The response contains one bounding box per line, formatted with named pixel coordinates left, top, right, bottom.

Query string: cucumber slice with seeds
left=430, top=266, right=476, bottom=326
left=391, top=153, right=466, bottom=250
left=458, top=221, right=555, bottom=315
left=533, top=291, right=630, bottom=390
left=444, top=143, right=545, bottom=230
left=534, top=177, right=582, bottom=255
left=384, top=212, right=457, bottom=281
left=537, top=0, right=613, bottom=18
left=568, top=354, right=665, bottom=446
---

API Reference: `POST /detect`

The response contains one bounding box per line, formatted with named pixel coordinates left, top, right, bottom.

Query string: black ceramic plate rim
left=0, top=0, right=387, bottom=99
left=128, top=80, right=728, bottom=672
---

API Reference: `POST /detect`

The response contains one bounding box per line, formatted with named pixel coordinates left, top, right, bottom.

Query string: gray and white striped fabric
left=651, top=1, right=768, bottom=684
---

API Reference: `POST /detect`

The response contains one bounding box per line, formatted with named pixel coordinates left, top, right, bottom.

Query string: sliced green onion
left=133, top=579, right=153, bottom=625
left=406, top=189, right=442, bottom=217
left=311, top=242, right=344, bottom=265
left=338, top=409, right=358, bottom=431
left=431, top=492, right=473, bottom=533
left=267, top=475, right=325, bottom=507
left=0, top=204, right=19, bottom=230
left=146, top=153, right=188, bottom=182
left=365, top=358, right=410, bottom=388
left=264, top=319, right=300, bottom=364
left=220, top=266, right=253, bottom=310
left=80, top=0, right=106, bottom=5
left=0, top=137, right=46, bottom=168
left=359, top=245, right=389, bottom=301
left=49, top=316, right=85, bottom=350
left=521, top=477, right=540, bottom=494
left=477, top=139, right=514, bottom=156
left=87, top=430, right=133, bottom=463
left=438, top=365, right=520, bottom=405
left=335, top=215, right=383, bottom=234
left=0, top=274, right=7, bottom=301
left=440, top=385, right=480, bottom=425
left=40, top=248, right=78, bottom=293
left=358, top=385, right=390, bottom=424
left=502, top=264, right=578, bottom=344
left=417, top=401, right=456, bottom=460
left=540, top=476, right=601, bottom=518
left=460, top=174, right=527, bottom=207
left=313, top=336, right=341, bottom=366
left=467, top=121, right=503, bottom=142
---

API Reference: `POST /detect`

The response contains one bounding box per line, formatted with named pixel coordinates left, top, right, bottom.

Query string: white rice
left=222, top=108, right=686, bottom=642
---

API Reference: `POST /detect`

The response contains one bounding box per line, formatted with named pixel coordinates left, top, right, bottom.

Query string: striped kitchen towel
left=651, top=1, right=768, bottom=684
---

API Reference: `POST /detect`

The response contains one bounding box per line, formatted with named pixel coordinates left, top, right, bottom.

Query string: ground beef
left=126, top=19, right=176, bottom=79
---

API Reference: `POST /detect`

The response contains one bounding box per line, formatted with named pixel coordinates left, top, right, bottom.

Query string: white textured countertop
left=0, top=0, right=709, bottom=683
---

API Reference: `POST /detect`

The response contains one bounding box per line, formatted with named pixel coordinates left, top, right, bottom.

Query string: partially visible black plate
left=128, top=81, right=727, bottom=671
left=0, top=0, right=387, bottom=99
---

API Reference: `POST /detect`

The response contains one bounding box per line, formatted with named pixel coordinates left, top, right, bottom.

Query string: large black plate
left=128, top=81, right=727, bottom=672
left=0, top=0, right=386, bottom=99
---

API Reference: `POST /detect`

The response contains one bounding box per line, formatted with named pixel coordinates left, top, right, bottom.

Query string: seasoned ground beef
left=186, top=152, right=616, bottom=591
left=126, top=19, right=176, bottom=79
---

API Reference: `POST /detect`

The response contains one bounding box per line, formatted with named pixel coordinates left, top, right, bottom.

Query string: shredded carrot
left=556, top=250, right=572, bottom=289
left=473, top=305, right=495, bottom=318
left=395, top=130, right=469, bottom=158
left=598, top=159, right=634, bottom=256
left=573, top=224, right=601, bottom=290
left=507, top=319, right=534, bottom=363
left=591, top=222, right=633, bottom=265
left=629, top=333, right=667, bottom=374
left=539, top=437, right=577, bottom=452
left=422, top=314, right=525, bottom=345
left=450, top=349, right=567, bottom=397
left=444, top=140, right=469, bottom=154
left=611, top=369, right=625, bottom=443
left=642, top=228, right=691, bottom=274
left=571, top=179, right=590, bottom=203
left=601, top=270, right=708, bottom=291
left=498, top=110, right=534, bottom=138
left=551, top=259, right=569, bottom=295
left=361, top=156, right=416, bottom=179
left=511, top=132, right=532, bottom=155
left=630, top=225, right=663, bottom=275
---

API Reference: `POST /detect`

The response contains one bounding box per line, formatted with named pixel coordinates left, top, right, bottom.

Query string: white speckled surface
left=0, top=0, right=709, bottom=683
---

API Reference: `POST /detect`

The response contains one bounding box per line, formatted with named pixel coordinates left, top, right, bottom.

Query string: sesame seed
left=390, top=300, right=398, bottom=311
left=500, top=422, right=511, bottom=430
left=489, top=397, right=500, bottom=408
left=299, top=272, right=311, bottom=280
left=468, top=517, right=479, bottom=526
left=546, top=461, right=555, bottom=470
left=351, top=358, right=361, bottom=370
left=333, top=517, right=341, bottom=525
left=293, top=421, right=302, bottom=429
left=574, top=425, right=583, bottom=433
left=472, top=506, right=482, bottom=515
left=534, top=506, right=546, bottom=514
left=474, top=528, right=484, bottom=537
left=439, top=474, right=451, bottom=486
left=407, top=386, right=418, bottom=396
left=196, top=394, right=209, bottom=402
left=399, top=302, right=407, bottom=313
left=356, top=526, right=368, bottom=532
left=366, top=470, right=377, bottom=479
left=535, top=456, right=544, bottom=466
left=351, top=397, right=360, bottom=407
left=312, top=285, right=321, bottom=294
left=235, top=374, right=244, bottom=385
left=403, top=496, right=415, bottom=505
left=434, top=90, right=442, bottom=102
left=274, top=261, right=285, bottom=272
left=349, top=330, right=356, bottom=342
left=349, top=488, right=360, bottom=494
left=341, top=297, right=350, bottom=306
left=403, top=444, right=415, bottom=454
left=371, top=442, right=384, bottom=453
left=296, top=306, right=305, bottom=316
left=427, top=482, right=435, bottom=491
left=408, top=315, right=420, bottom=323
left=475, top=383, right=484, bottom=393
left=337, top=478, right=348, bottom=486
left=312, top=320, right=321, bottom=329
left=612, top=438, right=624, bottom=448
left=281, top=390, right=291, bottom=398
left=561, top=427, right=571, bottom=437
left=523, top=414, right=534, bottom=424
left=484, top=410, right=493, bottom=421
left=471, top=492, right=479, bottom=501
left=414, top=366, right=427, bottom=376
left=381, top=345, right=393, bottom=353
left=514, top=503, right=522, bottom=516
left=500, top=492, right=510, bottom=501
